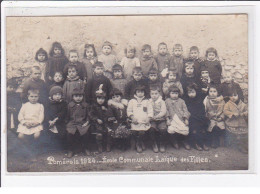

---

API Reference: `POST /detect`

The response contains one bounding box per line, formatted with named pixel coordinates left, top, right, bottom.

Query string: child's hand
left=202, top=88, right=208, bottom=93
left=184, top=119, right=189, bottom=126
left=48, top=76, right=52, bottom=81
left=108, top=117, right=116, bottom=122
left=97, top=119, right=103, bottom=124
left=82, top=121, right=89, bottom=127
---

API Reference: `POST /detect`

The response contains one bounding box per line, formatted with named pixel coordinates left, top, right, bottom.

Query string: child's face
left=68, top=68, right=77, bottom=79
left=37, top=53, right=46, bottom=62
left=207, top=52, right=216, bottom=61
left=173, top=47, right=183, bottom=57
left=53, top=72, right=63, bottom=83
left=28, top=93, right=39, bottom=104
left=209, top=88, right=218, bottom=98
left=73, top=94, right=84, bottom=103
left=54, top=47, right=62, bottom=56
left=148, top=73, right=158, bottom=82
left=86, top=47, right=94, bottom=58
left=102, top=46, right=112, bottom=55
left=52, top=93, right=62, bottom=101
left=190, top=50, right=199, bottom=59
left=168, top=72, right=177, bottom=81
left=158, top=45, right=168, bottom=56
left=7, top=85, right=15, bottom=93
left=69, top=52, right=79, bottom=63
left=150, top=90, right=160, bottom=101
left=94, top=66, right=104, bottom=76
left=201, top=71, right=209, bottom=78
left=224, top=75, right=233, bottom=83
left=112, top=95, right=121, bottom=103
left=230, top=94, right=239, bottom=103
left=187, top=89, right=196, bottom=98
left=133, top=72, right=142, bottom=81
left=31, top=69, right=41, bottom=80
left=113, top=70, right=123, bottom=79
left=126, top=50, right=135, bottom=58
left=185, top=65, right=194, bottom=75
left=136, top=90, right=145, bottom=98
left=169, top=91, right=179, bottom=100
left=97, top=96, right=105, bottom=105
left=142, top=49, right=151, bottom=58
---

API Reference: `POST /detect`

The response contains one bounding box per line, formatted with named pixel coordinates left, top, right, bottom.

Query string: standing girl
left=120, top=45, right=141, bottom=80
left=201, top=47, right=222, bottom=85
left=223, top=89, right=248, bottom=153
left=82, top=44, right=98, bottom=82
left=184, top=83, right=209, bottom=151
left=34, top=48, right=48, bottom=82
left=204, top=84, right=225, bottom=148
left=46, top=42, right=69, bottom=85
left=166, top=86, right=190, bottom=150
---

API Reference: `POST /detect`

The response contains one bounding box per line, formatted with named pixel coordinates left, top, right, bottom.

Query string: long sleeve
left=152, top=58, right=158, bottom=70
left=124, top=82, right=131, bottom=100
left=63, top=81, right=68, bottom=101
left=223, top=102, right=234, bottom=119
left=38, top=104, right=44, bottom=124
left=127, top=100, right=134, bottom=117
left=147, top=101, right=154, bottom=118
left=217, top=62, right=222, bottom=75
left=18, top=104, right=26, bottom=124
left=162, top=81, right=169, bottom=95
left=156, top=100, right=167, bottom=118
left=135, top=58, right=141, bottom=67
left=181, top=100, right=190, bottom=119
left=165, top=99, right=171, bottom=119
left=120, top=57, right=126, bottom=68
left=88, top=105, right=98, bottom=122
left=176, top=81, right=184, bottom=96
left=21, top=79, right=30, bottom=103
left=85, top=79, right=92, bottom=103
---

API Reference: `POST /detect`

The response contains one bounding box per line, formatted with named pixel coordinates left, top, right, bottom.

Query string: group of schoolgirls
left=6, top=40, right=248, bottom=158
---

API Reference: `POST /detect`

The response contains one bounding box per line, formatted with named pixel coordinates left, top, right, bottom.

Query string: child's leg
left=149, top=124, right=159, bottom=153
left=96, top=133, right=103, bottom=153
left=81, top=132, right=91, bottom=156
left=181, top=134, right=191, bottom=150
left=66, top=133, right=76, bottom=157
left=106, top=130, right=113, bottom=152
left=133, top=131, right=142, bottom=153
left=34, top=131, right=41, bottom=139
left=170, top=133, right=179, bottom=149
left=18, top=133, right=25, bottom=139
left=159, top=130, right=167, bottom=152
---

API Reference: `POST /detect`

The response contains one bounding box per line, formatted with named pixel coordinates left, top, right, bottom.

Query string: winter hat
left=49, top=86, right=63, bottom=97
left=102, top=41, right=113, bottom=48
left=93, top=61, right=104, bottom=69
left=96, top=84, right=106, bottom=97
left=72, top=88, right=84, bottom=96
left=112, top=64, right=123, bottom=72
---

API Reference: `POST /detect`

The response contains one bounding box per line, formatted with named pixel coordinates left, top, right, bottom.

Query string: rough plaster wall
left=6, top=15, right=248, bottom=92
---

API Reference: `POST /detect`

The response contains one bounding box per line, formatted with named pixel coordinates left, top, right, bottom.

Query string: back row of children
left=7, top=41, right=248, bottom=158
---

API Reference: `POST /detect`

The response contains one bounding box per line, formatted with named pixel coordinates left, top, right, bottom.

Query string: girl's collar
left=134, top=95, right=145, bottom=101
left=67, top=75, right=80, bottom=81
left=207, top=58, right=217, bottom=62
left=49, top=97, right=63, bottom=103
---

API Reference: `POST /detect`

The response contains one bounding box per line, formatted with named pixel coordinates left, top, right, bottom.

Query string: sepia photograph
left=4, top=14, right=249, bottom=173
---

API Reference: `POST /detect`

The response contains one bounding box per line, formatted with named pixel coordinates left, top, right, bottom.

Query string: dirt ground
left=6, top=129, right=248, bottom=173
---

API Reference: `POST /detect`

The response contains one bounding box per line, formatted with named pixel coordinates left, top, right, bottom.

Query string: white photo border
left=1, top=1, right=259, bottom=187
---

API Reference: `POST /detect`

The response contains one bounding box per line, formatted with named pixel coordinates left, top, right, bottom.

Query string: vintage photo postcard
left=2, top=7, right=250, bottom=174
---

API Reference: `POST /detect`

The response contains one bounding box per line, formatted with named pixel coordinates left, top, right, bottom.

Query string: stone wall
left=6, top=15, right=248, bottom=99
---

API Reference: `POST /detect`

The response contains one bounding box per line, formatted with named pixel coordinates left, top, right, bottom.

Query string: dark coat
left=66, top=101, right=89, bottom=136
left=85, top=74, right=112, bottom=103
left=154, top=53, right=171, bottom=72
left=180, top=73, right=201, bottom=95
left=200, top=59, right=222, bottom=84
left=220, top=81, right=244, bottom=102
left=46, top=56, right=69, bottom=83
left=191, top=58, right=203, bottom=79
left=88, top=102, right=108, bottom=133
left=124, top=78, right=149, bottom=100
left=46, top=99, right=67, bottom=134
left=184, top=95, right=208, bottom=133
left=21, top=78, right=48, bottom=105
left=107, top=104, right=128, bottom=129
left=49, top=81, right=64, bottom=92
